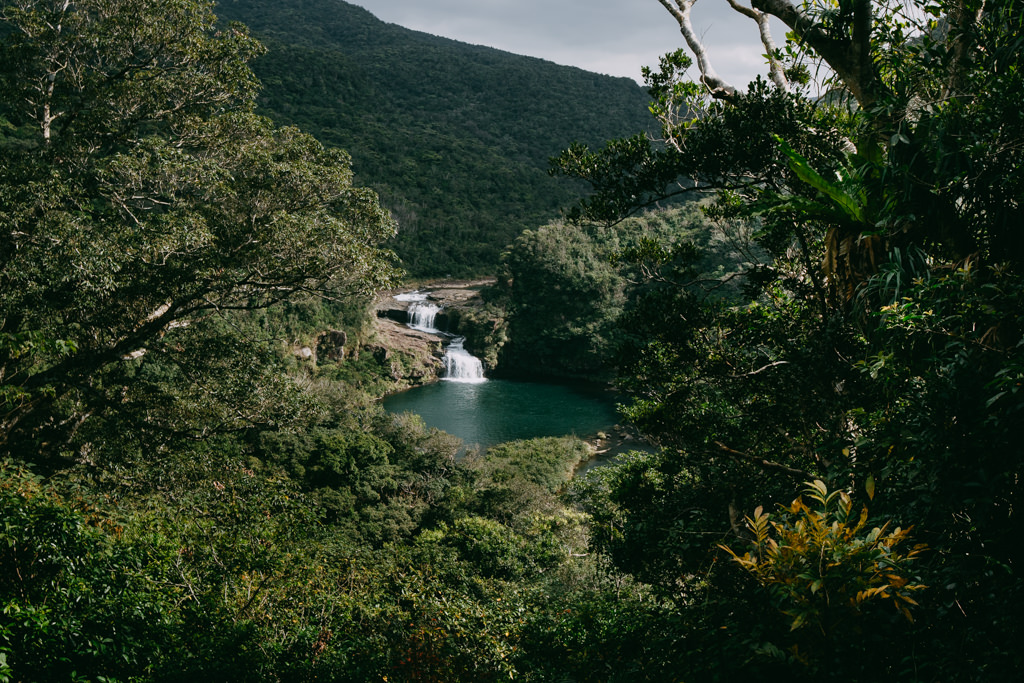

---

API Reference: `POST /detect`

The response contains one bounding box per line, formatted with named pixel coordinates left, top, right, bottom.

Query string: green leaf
left=773, top=135, right=866, bottom=224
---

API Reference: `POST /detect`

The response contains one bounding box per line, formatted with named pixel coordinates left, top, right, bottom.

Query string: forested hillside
left=215, top=0, right=655, bottom=276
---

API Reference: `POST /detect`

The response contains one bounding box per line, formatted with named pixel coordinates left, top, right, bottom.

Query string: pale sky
left=349, top=0, right=787, bottom=87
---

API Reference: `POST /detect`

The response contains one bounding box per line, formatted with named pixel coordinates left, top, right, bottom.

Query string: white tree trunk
left=724, top=0, right=789, bottom=91
left=656, top=0, right=791, bottom=96
left=655, top=0, right=737, bottom=98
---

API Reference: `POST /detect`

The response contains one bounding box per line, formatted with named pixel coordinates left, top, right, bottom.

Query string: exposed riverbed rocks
left=376, top=279, right=496, bottom=326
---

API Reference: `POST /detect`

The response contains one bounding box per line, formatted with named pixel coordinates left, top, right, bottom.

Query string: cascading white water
left=394, top=290, right=486, bottom=382
left=442, top=337, right=486, bottom=383
left=406, top=301, right=442, bottom=333
left=393, top=290, right=428, bottom=302
left=393, top=290, right=427, bottom=302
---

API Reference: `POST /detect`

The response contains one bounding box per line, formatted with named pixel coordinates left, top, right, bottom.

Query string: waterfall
left=393, top=289, right=485, bottom=382
left=395, top=290, right=442, bottom=333
left=407, top=301, right=442, bottom=333
left=442, top=337, right=486, bottom=383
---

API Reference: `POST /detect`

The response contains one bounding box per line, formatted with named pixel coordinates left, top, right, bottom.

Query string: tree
left=0, top=0, right=398, bottom=467
left=559, top=0, right=1023, bottom=677
left=499, top=221, right=625, bottom=377
left=653, top=0, right=918, bottom=111
left=562, top=0, right=1023, bottom=271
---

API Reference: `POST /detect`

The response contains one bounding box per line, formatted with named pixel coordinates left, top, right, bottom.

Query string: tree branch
left=656, top=0, right=738, bottom=99
left=727, top=359, right=790, bottom=378
left=724, top=0, right=789, bottom=90
left=714, top=440, right=812, bottom=478
left=751, top=0, right=884, bottom=109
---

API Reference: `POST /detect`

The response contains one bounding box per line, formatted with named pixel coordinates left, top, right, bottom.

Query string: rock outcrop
left=317, top=329, right=347, bottom=362
left=373, top=319, right=444, bottom=384
left=376, top=279, right=496, bottom=330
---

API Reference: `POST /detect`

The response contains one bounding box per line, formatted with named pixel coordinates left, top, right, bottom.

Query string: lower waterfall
left=442, top=337, right=486, bottom=383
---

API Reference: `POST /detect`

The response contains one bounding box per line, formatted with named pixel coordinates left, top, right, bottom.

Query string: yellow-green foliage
left=720, top=479, right=926, bottom=634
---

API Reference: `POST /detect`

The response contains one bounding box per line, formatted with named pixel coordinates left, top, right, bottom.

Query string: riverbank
left=584, top=423, right=648, bottom=458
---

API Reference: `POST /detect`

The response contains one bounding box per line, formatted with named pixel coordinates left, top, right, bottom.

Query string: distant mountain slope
left=215, top=0, right=654, bottom=276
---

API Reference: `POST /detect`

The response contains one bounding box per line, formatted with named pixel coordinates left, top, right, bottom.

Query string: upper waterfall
left=407, top=301, right=442, bottom=333
left=395, top=290, right=442, bottom=333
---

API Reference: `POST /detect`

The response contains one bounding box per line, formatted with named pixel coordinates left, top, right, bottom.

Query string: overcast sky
left=349, top=0, right=786, bottom=87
